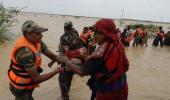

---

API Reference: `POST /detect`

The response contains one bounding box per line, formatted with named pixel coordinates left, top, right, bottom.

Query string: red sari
left=96, top=83, right=128, bottom=100
left=88, top=18, right=129, bottom=100
left=88, top=40, right=129, bottom=100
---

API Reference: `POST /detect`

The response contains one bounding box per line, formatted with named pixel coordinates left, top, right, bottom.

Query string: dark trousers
left=10, top=84, right=34, bottom=100
left=153, top=37, right=163, bottom=47
left=158, top=37, right=163, bottom=47
left=132, top=37, right=140, bottom=47
left=124, top=42, right=130, bottom=47
left=87, top=77, right=97, bottom=100
left=58, top=71, right=74, bottom=99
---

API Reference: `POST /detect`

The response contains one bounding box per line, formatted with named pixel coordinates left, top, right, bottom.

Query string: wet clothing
left=163, top=32, right=170, bottom=46
left=96, top=83, right=128, bottom=100
left=142, top=30, right=148, bottom=46
left=82, top=18, right=129, bottom=100
left=8, top=35, right=47, bottom=100
left=87, top=77, right=97, bottom=100
left=121, top=30, right=132, bottom=47
left=132, top=31, right=141, bottom=47
left=153, top=36, right=163, bottom=47
left=82, top=41, right=129, bottom=100
left=121, top=30, right=126, bottom=45
left=80, top=31, right=97, bottom=54
left=153, top=30, right=164, bottom=47
left=125, top=30, right=131, bottom=38
left=59, top=29, right=84, bottom=100
left=58, top=70, right=74, bottom=96
left=10, top=84, right=34, bottom=100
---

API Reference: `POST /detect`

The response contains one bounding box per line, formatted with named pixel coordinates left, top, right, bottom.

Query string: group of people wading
left=8, top=17, right=170, bottom=100
left=120, top=26, right=167, bottom=47
left=8, top=18, right=130, bottom=100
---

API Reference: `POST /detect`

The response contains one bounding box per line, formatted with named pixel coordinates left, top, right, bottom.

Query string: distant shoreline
left=22, top=11, right=170, bottom=24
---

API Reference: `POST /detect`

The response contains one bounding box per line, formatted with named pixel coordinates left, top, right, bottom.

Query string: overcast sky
left=1, top=0, right=170, bottom=22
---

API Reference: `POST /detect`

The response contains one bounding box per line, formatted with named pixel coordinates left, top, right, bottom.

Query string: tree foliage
left=0, top=3, right=20, bottom=42
left=126, top=24, right=159, bottom=33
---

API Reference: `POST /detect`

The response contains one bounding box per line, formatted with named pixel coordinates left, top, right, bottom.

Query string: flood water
left=0, top=12, right=170, bottom=100
left=1, top=36, right=170, bottom=100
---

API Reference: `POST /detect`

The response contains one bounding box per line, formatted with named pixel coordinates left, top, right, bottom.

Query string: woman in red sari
left=61, top=18, right=129, bottom=100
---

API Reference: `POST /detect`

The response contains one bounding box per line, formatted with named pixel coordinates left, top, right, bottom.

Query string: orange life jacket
left=80, top=31, right=94, bottom=44
left=80, top=32, right=88, bottom=44
left=156, top=30, right=164, bottom=38
left=8, top=35, right=42, bottom=90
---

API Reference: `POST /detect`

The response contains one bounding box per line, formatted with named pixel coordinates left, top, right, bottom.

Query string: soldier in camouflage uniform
left=8, top=20, right=64, bottom=100
left=58, top=21, right=84, bottom=100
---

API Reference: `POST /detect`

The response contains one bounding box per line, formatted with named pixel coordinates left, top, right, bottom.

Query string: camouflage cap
left=21, top=20, right=48, bottom=33
left=64, top=21, right=73, bottom=28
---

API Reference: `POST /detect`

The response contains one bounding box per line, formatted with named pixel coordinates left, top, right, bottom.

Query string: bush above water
left=0, top=3, right=20, bottom=42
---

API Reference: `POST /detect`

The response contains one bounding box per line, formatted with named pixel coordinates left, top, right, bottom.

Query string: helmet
left=64, top=21, right=73, bottom=28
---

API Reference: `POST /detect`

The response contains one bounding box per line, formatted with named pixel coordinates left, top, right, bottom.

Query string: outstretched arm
left=15, top=47, right=64, bottom=84
left=43, top=48, right=64, bottom=64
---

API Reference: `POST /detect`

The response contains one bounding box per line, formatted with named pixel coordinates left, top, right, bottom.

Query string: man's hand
left=43, top=49, right=68, bottom=65
left=55, top=67, right=64, bottom=73
left=48, top=61, right=55, bottom=68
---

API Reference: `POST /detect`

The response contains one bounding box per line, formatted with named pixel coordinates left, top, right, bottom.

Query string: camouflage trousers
left=10, top=84, right=34, bottom=100
left=58, top=71, right=74, bottom=100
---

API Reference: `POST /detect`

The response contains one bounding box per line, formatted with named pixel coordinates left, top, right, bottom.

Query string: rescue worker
left=80, top=27, right=89, bottom=46
left=142, top=27, right=148, bottom=47
left=124, top=26, right=132, bottom=47
left=58, top=21, right=84, bottom=100
left=60, top=19, right=129, bottom=100
left=80, top=26, right=97, bottom=54
left=8, top=20, right=65, bottom=100
left=121, top=28, right=127, bottom=46
left=153, top=26, right=164, bottom=47
left=132, top=27, right=143, bottom=47
left=87, top=26, right=97, bottom=55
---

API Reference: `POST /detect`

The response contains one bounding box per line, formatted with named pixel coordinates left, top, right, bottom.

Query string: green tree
left=0, top=3, right=20, bottom=42
left=126, top=24, right=158, bottom=33
left=126, top=24, right=159, bottom=38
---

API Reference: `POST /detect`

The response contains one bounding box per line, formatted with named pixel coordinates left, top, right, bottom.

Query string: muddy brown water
left=1, top=35, right=170, bottom=100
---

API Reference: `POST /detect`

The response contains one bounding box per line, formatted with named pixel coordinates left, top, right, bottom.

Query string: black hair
left=83, top=27, right=88, bottom=30
left=127, top=26, right=131, bottom=30
left=89, top=26, right=94, bottom=31
left=159, top=26, right=162, bottom=30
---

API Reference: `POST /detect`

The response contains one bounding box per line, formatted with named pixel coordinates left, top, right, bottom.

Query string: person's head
left=117, top=28, right=121, bottom=33
left=127, top=26, right=131, bottom=30
left=123, top=28, right=127, bottom=32
left=94, top=18, right=116, bottom=44
left=83, top=27, right=88, bottom=34
left=22, top=20, right=48, bottom=43
left=89, top=26, right=94, bottom=32
left=159, top=26, right=162, bottom=30
left=64, top=21, right=73, bottom=31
